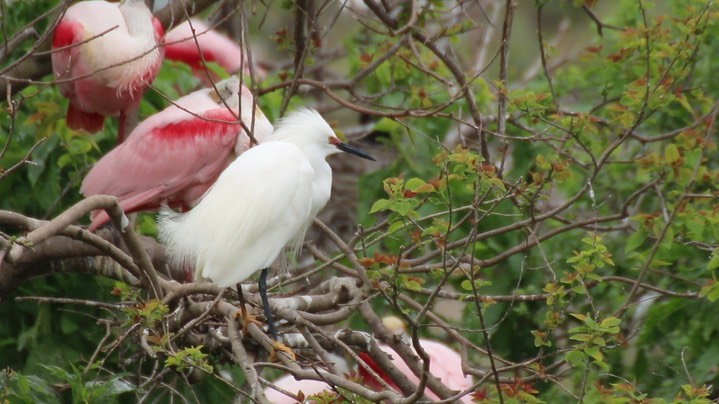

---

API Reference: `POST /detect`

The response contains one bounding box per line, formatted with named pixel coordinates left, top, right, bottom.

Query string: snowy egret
left=81, top=76, right=273, bottom=231
left=158, top=109, right=375, bottom=340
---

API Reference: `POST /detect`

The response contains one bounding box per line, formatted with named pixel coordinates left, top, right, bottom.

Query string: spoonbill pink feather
left=81, top=76, right=273, bottom=231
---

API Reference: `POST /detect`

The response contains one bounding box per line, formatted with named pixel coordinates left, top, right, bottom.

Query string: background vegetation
left=1, top=0, right=718, bottom=402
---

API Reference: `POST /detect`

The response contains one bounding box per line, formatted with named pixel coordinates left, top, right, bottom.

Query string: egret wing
left=159, top=142, right=315, bottom=287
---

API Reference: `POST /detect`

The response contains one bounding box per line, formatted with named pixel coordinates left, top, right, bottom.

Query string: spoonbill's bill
left=164, top=19, right=262, bottom=83
left=81, top=76, right=273, bottom=231
left=158, top=109, right=375, bottom=344
left=51, top=0, right=164, bottom=141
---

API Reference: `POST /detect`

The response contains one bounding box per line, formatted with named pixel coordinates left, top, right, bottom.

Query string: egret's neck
left=304, top=148, right=333, bottom=216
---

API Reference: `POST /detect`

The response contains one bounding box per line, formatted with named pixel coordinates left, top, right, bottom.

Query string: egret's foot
left=269, top=340, right=296, bottom=362
left=234, top=309, right=263, bottom=335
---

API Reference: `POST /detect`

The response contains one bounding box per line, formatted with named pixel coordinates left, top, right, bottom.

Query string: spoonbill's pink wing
left=420, top=340, right=473, bottom=393
left=82, top=108, right=243, bottom=231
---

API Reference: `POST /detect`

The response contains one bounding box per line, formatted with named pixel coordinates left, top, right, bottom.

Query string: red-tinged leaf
left=359, top=52, right=373, bottom=64
left=607, top=47, right=628, bottom=62
left=471, top=388, right=488, bottom=400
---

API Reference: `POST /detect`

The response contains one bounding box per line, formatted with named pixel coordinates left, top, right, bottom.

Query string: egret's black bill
left=336, top=142, right=376, bottom=161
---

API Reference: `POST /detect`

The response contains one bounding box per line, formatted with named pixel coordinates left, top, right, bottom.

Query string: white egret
left=158, top=108, right=375, bottom=342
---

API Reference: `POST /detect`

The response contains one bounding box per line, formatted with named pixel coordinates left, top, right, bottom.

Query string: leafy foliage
left=2, top=0, right=719, bottom=402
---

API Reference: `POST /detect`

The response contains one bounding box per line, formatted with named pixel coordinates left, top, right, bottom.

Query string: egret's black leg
left=259, top=267, right=278, bottom=340
left=235, top=283, right=262, bottom=334
left=236, top=284, right=249, bottom=320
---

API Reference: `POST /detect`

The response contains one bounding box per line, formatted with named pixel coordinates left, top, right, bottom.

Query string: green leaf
left=569, top=313, right=588, bottom=322
left=390, top=199, right=416, bottom=216
left=687, top=216, right=706, bottom=240
left=388, top=220, right=405, bottom=234
left=569, top=333, right=592, bottom=342
left=708, top=248, right=719, bottom=271
left=565, top=349, right=585, bottom=366
left=664, top=144, right=679, bottom=164
left=57, top=153, right=74, bottom=169
left=532, top=330, right=552, bottom=347
left=592, top=336, right=607, bottom=346
left=372, top=117, right=401, bottom=134
left=700, top=281, right=719, bottom=302
left=600, top=317, right=621, bottom=328
left=406, top=177, right=435, bottom=193
left=68, top=138, right=92, bottom=154
left=660, top=226, right=675, bottom=250
left=60, top=315, right=79, bottom=335
left=584, top=346, right=603, bottom=362
left=487, top=177, right=507, bottom=192
left=625, top=227, right=647, bottom=253
left=460, top=278, right=489, bottom=291
left=369, top=199, right=389, bottom=213
left=403, top=279, right=422, bottom=292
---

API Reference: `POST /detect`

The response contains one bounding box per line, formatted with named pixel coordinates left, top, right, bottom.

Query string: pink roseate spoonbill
left=51, top=0, right=164, bottom=142
left=357, top=316, right=474, bottom=402
left=158, top=109, right=375, bottom=348
left=262, top=328, right=473, bottom=402
left=81, top=76, right=273, bottom=232
left=164, top=19, right=262, bottom=84
left=357, top=341, right=474, bottom=402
